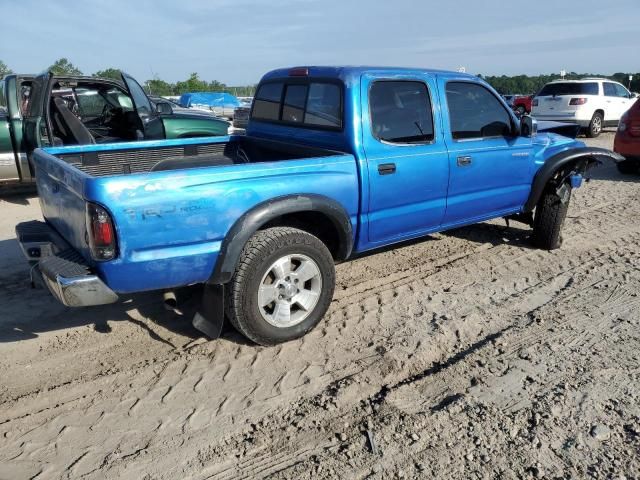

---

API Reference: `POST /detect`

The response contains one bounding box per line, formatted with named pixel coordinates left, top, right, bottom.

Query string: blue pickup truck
left=16, top=66, right=621, bottom=345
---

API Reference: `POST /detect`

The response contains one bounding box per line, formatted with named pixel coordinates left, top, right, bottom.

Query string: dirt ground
left=0, top=131, right=638, bottom=480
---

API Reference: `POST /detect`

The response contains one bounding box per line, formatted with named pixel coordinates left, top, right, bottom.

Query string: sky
left=1, top=0, right=638, bottom=85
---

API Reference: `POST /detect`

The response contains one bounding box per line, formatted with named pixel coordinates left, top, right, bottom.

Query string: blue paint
left=35, top=66, right=586, bottom=295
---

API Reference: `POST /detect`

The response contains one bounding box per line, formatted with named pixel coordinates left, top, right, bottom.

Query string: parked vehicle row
left=0, top=73, right=229, bottom=189
left=16, top=66, right=622, bottom=346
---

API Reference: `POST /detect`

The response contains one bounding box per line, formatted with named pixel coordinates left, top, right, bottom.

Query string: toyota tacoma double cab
left=16, top=66, right=622, bottom=345
left=0, top=72, right=229, bottom=190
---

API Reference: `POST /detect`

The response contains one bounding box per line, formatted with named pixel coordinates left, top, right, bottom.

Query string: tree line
left=480, top=72, right=639, bottom=95
left=2, top=58, right=638, bottom=98
left=0, top=58, right=257, bottom=97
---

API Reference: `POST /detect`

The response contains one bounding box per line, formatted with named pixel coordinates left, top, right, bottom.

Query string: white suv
left=531, top=78, right=636, bottom=137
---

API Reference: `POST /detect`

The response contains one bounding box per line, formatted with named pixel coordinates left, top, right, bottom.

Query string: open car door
left=23, top=71, right=53, bottom=154
left=120, top=72, right=164, bottom=140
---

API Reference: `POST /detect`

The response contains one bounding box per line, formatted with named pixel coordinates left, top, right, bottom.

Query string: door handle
left=457, top=156, right=472, bottom=167
left=378, top=163, right=396, bottom=175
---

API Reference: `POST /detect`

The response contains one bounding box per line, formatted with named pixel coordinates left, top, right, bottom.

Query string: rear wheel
left=532, top=185, right=572, bottom=250
left=226, top=227, right=335, bottom=346
left=586, top=112, right=603, bottom=138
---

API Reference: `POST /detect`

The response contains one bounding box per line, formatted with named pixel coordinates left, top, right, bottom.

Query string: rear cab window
left=251, top=80, right=342, bottom=129
left=537, top=82, right=599, bottom=96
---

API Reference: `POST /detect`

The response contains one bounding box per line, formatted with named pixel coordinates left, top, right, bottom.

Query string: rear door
left=439, top=79, right=533, bottom=224
left=361, top=73, right=449, bottom=245
left=120, top=72, right=164, bottom=140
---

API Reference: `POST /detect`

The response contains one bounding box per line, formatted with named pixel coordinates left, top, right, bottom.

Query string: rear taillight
left=569, top=98, right=588, bottom=105
left=618, top=113, right=629, bottom=132
left=86, top=203, right=116, bottom=260
left=532, top=99, right=539, bottom=107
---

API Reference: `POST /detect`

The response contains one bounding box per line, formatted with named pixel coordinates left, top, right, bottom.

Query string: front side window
left=446, top=82, right=513, bottom=140
left=370, top=81, right=434, bottom=144
left=614, top=83, right=630, bottom=98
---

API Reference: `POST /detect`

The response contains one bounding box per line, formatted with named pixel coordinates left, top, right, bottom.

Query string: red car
left=513, top=95, right=533, bottom=115
left=614, top=99, right=640, bottom=174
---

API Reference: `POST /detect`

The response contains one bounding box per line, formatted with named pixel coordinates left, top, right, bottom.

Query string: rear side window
left=538, top=82, right=599, bottom=96
left=251, top=80, right=342, bottom=129
left=370, top=81, right=434, bottom=144
left=446, top=82, right=513, bottom=140
left=252, top=82, right=283, bottom=120
left=604, top=83, right=617, bottom=97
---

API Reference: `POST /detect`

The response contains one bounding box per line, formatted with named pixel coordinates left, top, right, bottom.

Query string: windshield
left=537, top=82, right=599, bottom=96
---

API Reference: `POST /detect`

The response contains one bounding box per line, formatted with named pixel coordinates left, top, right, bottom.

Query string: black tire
left=616, top=159, right=639, bottom=175
left=532, top=186, right=572, bottom=250
left=586, top=112, right=603, bottom=138
left=225, top=227, right=335, bottom=346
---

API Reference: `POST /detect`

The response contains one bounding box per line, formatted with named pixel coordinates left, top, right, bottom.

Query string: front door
left=361, top=74, right=449, bottom=246
left=23, top=72, right=52, bottom=152
left=439, top=79, right=533, bottom=225
left=120, top=72, right=164, bottom=140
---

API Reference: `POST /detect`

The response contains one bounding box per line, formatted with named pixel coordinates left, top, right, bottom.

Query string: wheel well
left=261, top=211, right=342, bottom=259
left=595, top=109, right=604, bottom=120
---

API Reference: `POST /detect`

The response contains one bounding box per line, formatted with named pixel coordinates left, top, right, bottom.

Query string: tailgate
left=33, top=148, right=92, bottom=261
left=534, top=96, right=578, bottom=116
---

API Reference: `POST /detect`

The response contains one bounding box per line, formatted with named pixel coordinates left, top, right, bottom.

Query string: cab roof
left=260, top=66, right=479, bottom=83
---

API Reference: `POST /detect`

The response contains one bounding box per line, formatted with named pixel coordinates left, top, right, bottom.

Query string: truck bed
left=46, top=135, right=342, bottom=177
left=32, top=135, right=359, bottom=294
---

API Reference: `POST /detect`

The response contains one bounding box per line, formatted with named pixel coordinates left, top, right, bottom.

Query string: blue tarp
left=179, top=92, right=240, bottom=109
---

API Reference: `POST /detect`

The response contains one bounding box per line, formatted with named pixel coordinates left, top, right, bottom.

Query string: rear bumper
left=15, top=221, right=118, bottom=307
left=533, top=115, right=591, bottom=127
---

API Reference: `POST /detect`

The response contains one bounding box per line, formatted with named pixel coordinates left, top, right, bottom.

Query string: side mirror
left=156, top=101, right=173, bottom=115
left=520, top=115, right=537, bottom=137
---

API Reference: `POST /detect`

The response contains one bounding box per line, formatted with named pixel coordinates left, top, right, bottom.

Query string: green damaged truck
left=0, top=72, right=229, bottom=190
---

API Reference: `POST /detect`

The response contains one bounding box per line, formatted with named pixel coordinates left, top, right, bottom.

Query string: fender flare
left=209, top=194, right=354, bottom=284
left=523, top=147, right=624, bottom=212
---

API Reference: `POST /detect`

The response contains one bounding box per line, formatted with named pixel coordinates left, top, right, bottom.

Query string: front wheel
left=226, top=227, right=335, bottom=346
left=532, top=186, right=572, bottom=250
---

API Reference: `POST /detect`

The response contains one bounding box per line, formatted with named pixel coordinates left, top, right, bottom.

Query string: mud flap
left=192, top=284, right=225, bottom=339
